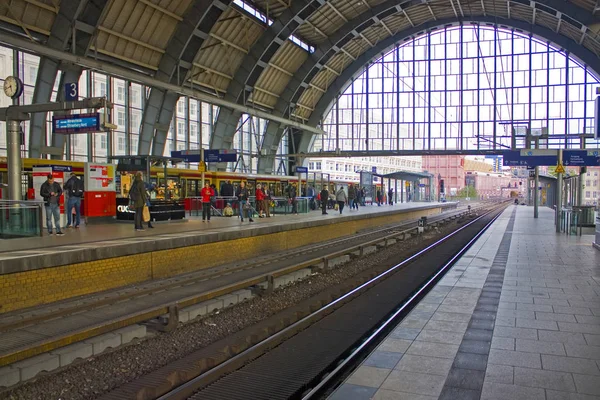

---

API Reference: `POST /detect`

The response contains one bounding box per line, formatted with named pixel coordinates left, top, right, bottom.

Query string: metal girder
left=210, top=0, right=318, bottom=151
left=256, top=118, right=281, bottom=173
left=1, top=32, right=326, bottom=136
left=29, top=0, right=108, bottom=158
left=293, top=16, right=600, bottom=155
left=151, top=91, right=179, bottom=156
left=138, top=89, right=164, bottom=155
left=140, top=0, right=231, bottom=155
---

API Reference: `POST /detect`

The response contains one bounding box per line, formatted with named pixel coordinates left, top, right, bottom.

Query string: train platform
left=330, top=205, right=600, bottom=400
left=0, top=201, right=456, bottom=315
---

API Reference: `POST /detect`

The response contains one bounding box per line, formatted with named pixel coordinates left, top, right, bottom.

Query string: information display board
left=53, top=113, right=100, bottom=134
left=171, top=150, right=237, bottom=163
left=85, top=163, right=116, bottom=192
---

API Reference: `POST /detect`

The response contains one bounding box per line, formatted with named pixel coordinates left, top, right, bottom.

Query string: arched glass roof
left=314, top=25, right=600, bottom=154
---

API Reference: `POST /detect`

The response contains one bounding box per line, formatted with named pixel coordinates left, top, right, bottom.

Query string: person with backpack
left=129, top=172, right=148, bottom=231
left=63, top=172, right=84, bottom=228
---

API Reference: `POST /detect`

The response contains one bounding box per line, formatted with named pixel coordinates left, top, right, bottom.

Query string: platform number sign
left=65, top=82, right=78, bottom=101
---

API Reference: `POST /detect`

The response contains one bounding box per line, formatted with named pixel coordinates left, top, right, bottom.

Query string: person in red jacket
left=255, top=184, right=265, bottom=217
left=201, top=182, right=214, bottom=222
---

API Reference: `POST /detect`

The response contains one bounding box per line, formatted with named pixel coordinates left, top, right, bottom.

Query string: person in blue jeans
left=40, top=174, right=64, bottom=235
left=63, top=172, right=84, bottom=228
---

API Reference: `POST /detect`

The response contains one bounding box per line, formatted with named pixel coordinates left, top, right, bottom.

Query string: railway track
left=97, top=201, right=508, bottom=400
left=0, top=202, right=479, bottom=369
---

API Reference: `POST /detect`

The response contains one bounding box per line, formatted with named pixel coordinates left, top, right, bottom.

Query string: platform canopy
left=379, top=171, right=433, bottom=182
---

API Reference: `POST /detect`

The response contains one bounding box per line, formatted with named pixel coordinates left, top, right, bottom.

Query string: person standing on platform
left=263, top=184, right=271, bottom=218
left=130, top=172, right=147, bottom=232
left=201, top=182, right=214, bottom=222
left=388, top=188, right=394, bottom=205
left=320, top=187, right=329, bottom=215
left=221, top=180, right=234, bottom=198
left=144, top=182, right=155, bottom=228
left=236, top=181, right=253, bottom=222
left=335, top=186, right=347, bottom=215
left=348, top=184, right=356, bottom=210
left=288, top=184, right=298, bottom=215
left=40, top=174, right=64, bottom=236
left=255, top=183, right=265, bottom=218
left=376, top=189, right=382, bottom=206
left=63, top=172, right=84, bottom=228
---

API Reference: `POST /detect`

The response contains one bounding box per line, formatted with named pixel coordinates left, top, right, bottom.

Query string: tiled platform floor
left=0, top=201, right=437, bottom=255
left=330, top=205, right=600, bottom=400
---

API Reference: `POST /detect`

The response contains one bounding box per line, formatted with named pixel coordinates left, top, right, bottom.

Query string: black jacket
left=236, top=186, right=249, bottom=201
left=40, top=181, right=62, bottom=204
left=221, top=183, right=234, bottom=197
left=320, top=189, right=329, bottom=202
left=64, top=176, right=84, bottom=197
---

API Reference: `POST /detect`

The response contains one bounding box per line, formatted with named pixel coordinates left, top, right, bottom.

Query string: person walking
left=129, top=172, right=147, bottom=232
left=376, top=189, right=382, bottom=206
left=320, top=187, right=329, bottom=215
left=388, top=188, right=394, bottom=205
left=335, top=186, right=347, bottom=214
left=63, top=172, right=84, bottom=228
left=40, top=174, right=64, bottom=236
left=236, top=181, right=253, bottom=222
left=200, top=182, right=214, bottom=222
left=348, top=184, right=356, bottom=210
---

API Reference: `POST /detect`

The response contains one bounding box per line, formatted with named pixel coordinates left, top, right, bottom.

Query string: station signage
left=295, top=166, right=308, bottom=173
left=53, top=112, right=100, bottom=134
left=502, top=150, right=557, bottom=167
left=171, top=150, right=237, bottom=163
left=563, top=150, right=600, bottom=166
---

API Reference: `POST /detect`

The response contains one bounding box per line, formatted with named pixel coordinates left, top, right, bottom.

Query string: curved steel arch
left=29, top=0, right=109, bottom=158
left=139, top=0, right=232, bottom=156
left=210, top=0, right=320, bottom=151
left=294, top=17, right=600, bottom=155
left=256, top=1, right=600, bottom=171
left=255, top=1, right=598, bottom=171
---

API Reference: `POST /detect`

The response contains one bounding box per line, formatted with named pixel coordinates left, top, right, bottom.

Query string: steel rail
left=302, top=206, right=504, bottom=399
left=156, top=203, right=507, bottom=400
left=0, top=203, right=469, bottom=334
left=0, top=203, right=486, bottom=367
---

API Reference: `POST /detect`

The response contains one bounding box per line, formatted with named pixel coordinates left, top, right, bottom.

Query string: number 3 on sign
left=65, top=82, right=78, bottom=101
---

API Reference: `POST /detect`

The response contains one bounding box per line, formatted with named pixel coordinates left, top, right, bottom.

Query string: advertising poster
left=85, top=163, right=116, bottom=192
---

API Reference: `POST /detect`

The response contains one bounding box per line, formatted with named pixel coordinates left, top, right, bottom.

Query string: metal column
left=556, top=149, right=563, bottom=233
left=7, top=120, right=22, bottom=201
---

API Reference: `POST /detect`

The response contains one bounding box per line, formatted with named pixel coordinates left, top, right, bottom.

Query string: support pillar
left=7, top=120, right=22, bottom=201
left=534, top=166, right=539, bottom=218
left=556, top=149, right=563, bottom=233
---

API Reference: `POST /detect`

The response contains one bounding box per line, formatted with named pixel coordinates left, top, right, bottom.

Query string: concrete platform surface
left=0, top=201, right=453, bottom=275
left=330, top=205, right=600, bottom=400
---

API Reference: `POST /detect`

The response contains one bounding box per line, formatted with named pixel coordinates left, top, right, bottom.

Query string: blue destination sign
left=502, top=150, right=557, bottom=167
left=563, top=150, right=600, bottom=166
left=296, top=166, right=308, bottom=173
left=53, top=113, right=100, bottom=134
left=171, top=150, right=237, bottom=163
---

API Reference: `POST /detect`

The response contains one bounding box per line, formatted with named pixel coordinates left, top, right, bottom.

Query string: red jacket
left=255, top=188, right=265, bottom=201
left=201, top=187, right=214, bottom=203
